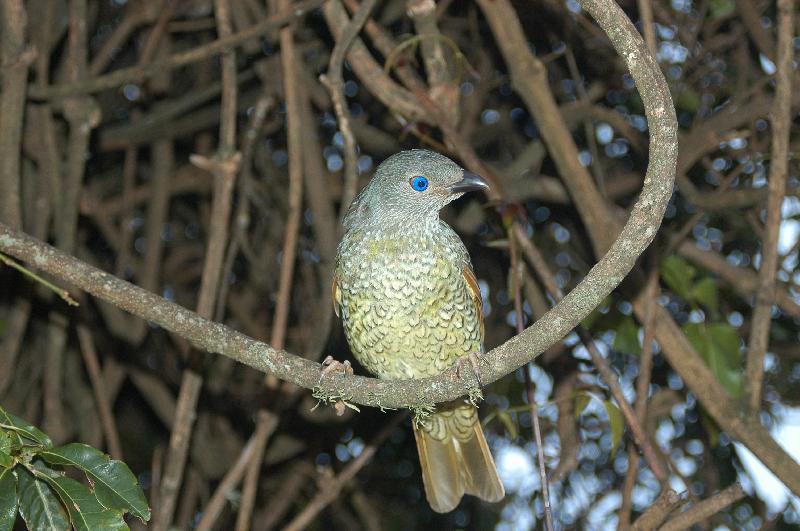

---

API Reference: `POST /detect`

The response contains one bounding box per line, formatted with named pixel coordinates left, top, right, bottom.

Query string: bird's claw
left=456, top=351, right=484, bottom=388
left=320, top=355, right=353, bottom=381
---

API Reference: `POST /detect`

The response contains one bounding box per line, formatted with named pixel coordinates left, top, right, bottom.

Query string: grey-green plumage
left=334, top=149, right=504, bottom=513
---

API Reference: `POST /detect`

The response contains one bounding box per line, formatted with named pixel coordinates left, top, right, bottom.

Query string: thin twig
left=659, top=483, right=745, bottom=531
left=636, top=0, right=657, bottom=56
left=283, top=413, right=407, bottom=531
left=270, top=0, right=306, bottom=354
left=744, top=0, right=793, bottom=414
left=630, top=489, right=681, bottom=530
left=153, top=370, right=203, bottom=531
left=253, top=463, right=312, bottom=531
left=509, top=231, right=554, bottom=531
left=619, top=267, right=661, bottom=529
left=0, top=0, right=31, bottom=229
left=0, top=299, right=31, bottom=396
left=42, top=0, right=94, bottom=445
left=320, top=0, right=377, bottom=221
left=76, top=324, right=124, bottom=459
left=155, top=0, right=242, bottom=527
left=27, top=0, right=327, bottom=100
left=0, top=252, right=78, bottom=306
left=514, top=229, right=669, bottom=483
left=195, top=412, right=278, bottom=531
left=234, top=411, right=278, bottom=531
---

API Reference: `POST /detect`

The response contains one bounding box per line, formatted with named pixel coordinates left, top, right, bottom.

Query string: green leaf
left=613, top=315, right=641, bottom=356
left=700, top=411, right=721, bottom=447
left=0, top=431, right=12, bottom=456
left=684, top=322, right=743, bottom=397
left=31, top=463, right=129, bottom=531
left=689, top=277, right=719, bottom=315
left=0, top=432, right=12, bottom=469
left=0, top=452, right=11, bottom=471
left=0, top=467, right=18, bottom=531
left=710, top=0, right=735, bottom=18
left=603, top=400, right=624, bottom=457
left=574, top=393, right=592, bottom=419
left=496, top=410, right=518, bottom=441
left=675, top=88, right=701, bottom=113
left=0, top=407, right=53, bottom=449
left=16, top=466, right=69, bottom=531
left=661, top=255, right=696, bottom=301
left=40, top=443, right=150, bottom=521
left=580, top=295, right=613, bottom=329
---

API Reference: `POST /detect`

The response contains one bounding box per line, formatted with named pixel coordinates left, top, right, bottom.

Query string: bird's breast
left=335, top=230, right=481, bottom=380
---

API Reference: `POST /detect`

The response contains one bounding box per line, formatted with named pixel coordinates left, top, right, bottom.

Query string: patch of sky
left=728, top=137, right=747, bottom=150
left=481, top=109, right=500, bottom=125
left=657, top=41, right=689, bottom=64
left=735, top=405, right=800, bottom=514
left=343, top=80, right=358, bottom=97
left=728, top=311, right=744, bottom=327
left=326, top=153, right=343, bottom=172
left=630, top=114, right=648, bottom=132
left=123, top=84, right=140, bottom=101
left=595, top=122, right=614, bottom=145
left=655, top=23, right=676, bottom=40
left=759, top=54, right=776, bottom=75
left=670, top=0, right=692, bottom=13
left=605, top=140, right=629, bottom=158
left=357, top=155, right=372, bottom=173
left=332, top=132, right=344, bottom=149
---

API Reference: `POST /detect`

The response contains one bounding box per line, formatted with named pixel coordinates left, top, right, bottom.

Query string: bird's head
left=345, top=149, right=489, bottom=228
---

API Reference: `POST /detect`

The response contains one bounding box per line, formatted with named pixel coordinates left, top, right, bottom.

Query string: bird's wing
left=331, top=275, right=341, bottom=318
left=462, top=265, right=485, bottom=340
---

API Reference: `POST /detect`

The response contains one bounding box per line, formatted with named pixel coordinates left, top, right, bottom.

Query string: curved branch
left=0, top=0, right=677, bottom=409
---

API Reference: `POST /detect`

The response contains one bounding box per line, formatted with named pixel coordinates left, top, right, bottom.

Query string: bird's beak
left=448, top=171, right=490, bottom=194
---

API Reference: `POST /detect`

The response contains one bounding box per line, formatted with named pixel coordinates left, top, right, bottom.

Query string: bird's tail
left=412, top=403, right=505, bottom=513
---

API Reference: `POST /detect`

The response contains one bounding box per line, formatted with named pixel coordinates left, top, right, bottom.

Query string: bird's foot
left=319, top=355, right=353, bottom=381
left=455, top=351, right=484, bottom=388
left=314, top=357, right=358, bottom=416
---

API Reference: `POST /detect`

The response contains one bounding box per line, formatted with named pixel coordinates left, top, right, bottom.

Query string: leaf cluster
left=0, top=406, right=150, bottom=531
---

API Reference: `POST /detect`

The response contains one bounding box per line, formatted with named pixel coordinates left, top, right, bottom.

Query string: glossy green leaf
left=603, top=400, right=624, bottom=457
left=661, top=255, right=696, bottom=301
left=613, top=315, right=641, bottom=356
left=689, top=277, right=719, bottom=315
left=0, top=467, right=18, bottom=531
left=684, top=322, right=743, bottom=397
left=0, top=432, right=12, bottom=469
left=16, top=466, right=69, bottom=531
left=32, top=463, right=128, bottom=531
left=0, top=431, right=12, bottom=456
left=40, top=443, right=150, bottom=521
left=573, top=393, right=592, bottom=419
left=0, top=407, right=52, bottom=449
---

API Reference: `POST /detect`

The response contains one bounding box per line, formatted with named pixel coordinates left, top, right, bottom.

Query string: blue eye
left=410, top=176, right=428, bottom=191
